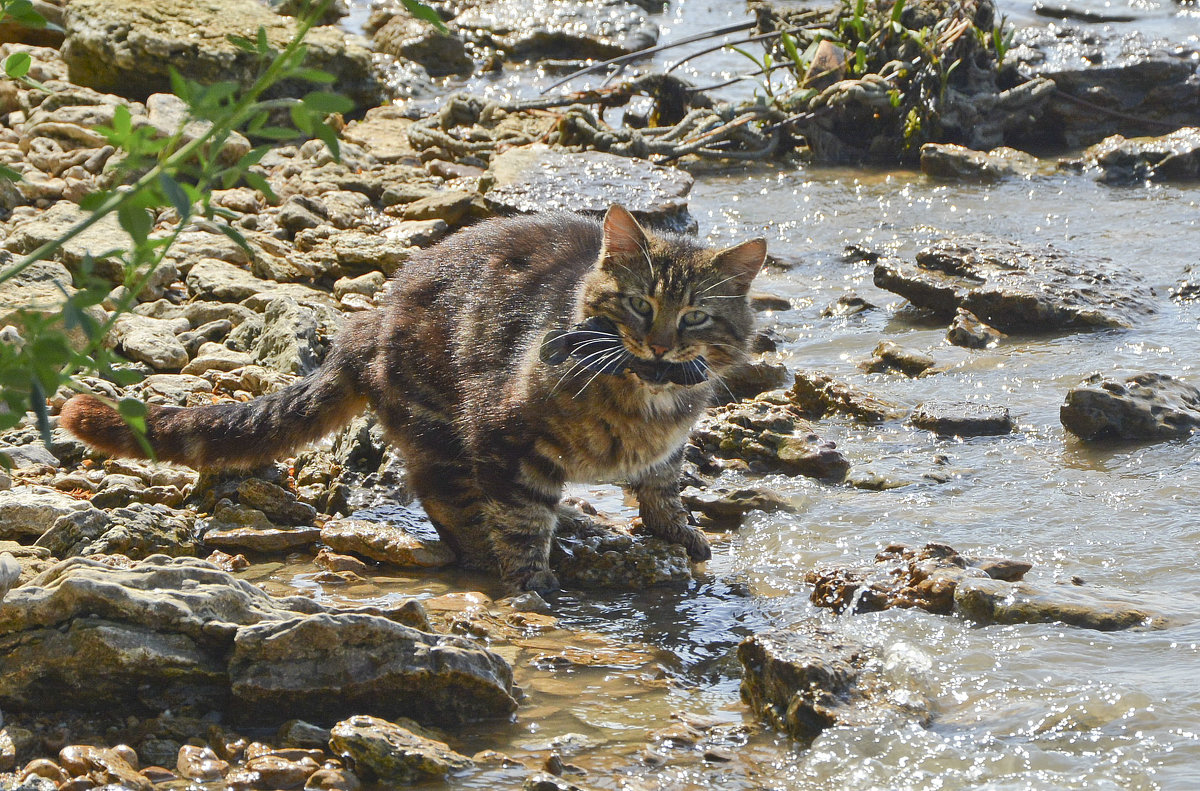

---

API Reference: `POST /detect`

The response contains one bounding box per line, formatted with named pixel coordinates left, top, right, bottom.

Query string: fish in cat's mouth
left=540, top=317, right=709, bottom=387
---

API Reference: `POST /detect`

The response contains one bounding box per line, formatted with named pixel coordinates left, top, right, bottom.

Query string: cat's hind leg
left=631, top=448, right=712, bottom=562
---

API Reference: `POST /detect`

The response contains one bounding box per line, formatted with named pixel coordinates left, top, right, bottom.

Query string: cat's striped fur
left=61, top=206, right=765, bottom=593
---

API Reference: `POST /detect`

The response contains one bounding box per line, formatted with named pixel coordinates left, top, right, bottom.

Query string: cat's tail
left=60, top=320, right=374, bottom=470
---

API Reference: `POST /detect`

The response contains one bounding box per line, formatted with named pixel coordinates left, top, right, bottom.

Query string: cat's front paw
left=517, top=569, right=560, bottom=597
left=679, top=526, right=712, bottom=563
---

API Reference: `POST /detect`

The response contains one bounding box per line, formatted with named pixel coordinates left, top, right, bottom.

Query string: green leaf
left=110, top=368, right=145, bottom=386
left=401, top=0, right=448, bottom=34
left=117, top=204, right=152, bottom=246
left=6, top=0, right=48, bottom=28
left=293, top=67, right=336, bottom=84
left=3, top=51, right=31, bottom=80
left=289, top=102, right=314, bottom=136
left=256, top=26, right=270, bottom=55
left=315, top=121, right=341, bottom=161
left=243, top=171, right=277, bottom=202
left=158, top=173, right=192, bottom=218
left=117, top=397, right=147, bottom=419
left=250, top=125, right=301, bottom=141
left=0, top=164, right=20, bottom=183
left=301, top=90, right=354, bottom=115
left=214, top=222, right=253, bottom=257
left=780, top=32, right=804, bottom=72
left=891, top=0, right=907, bottom=24
left=228, top=34, right=257, bottom=53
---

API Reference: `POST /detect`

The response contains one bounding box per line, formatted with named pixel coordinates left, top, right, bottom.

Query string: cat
left=60, top=205, right=766, bottom=594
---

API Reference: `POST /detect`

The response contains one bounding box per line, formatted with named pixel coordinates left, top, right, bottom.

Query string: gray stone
left=236, top=477, right=317, bottom=525
left=861, top=340, right=936, bottom=377
left=909, top=401, right=1014, bottom=437
left=145, top=92, right=250, bottom=165
left=61, top=0, right=386, bottom=110
left=321, top=516, right=455, bottom=568
left=954, top=577, right=1165, bottom=631
left=35, top=502, right=197, bottom=559
left=718, top=359, right=788, bottom=404
left=945, top=307, right=1006, bottom=349
left=1086, top=128, right=1200, bottom=185
left=109, top=314, right=190, bottom=371
left=180, top=345, right=255, bottom=375
left=177, top=319, right=234, bottom=356
left=874, top=234, right=1157, bottom=332
left=134, top=373, right=213, bottom=405
left=0, top=486, right=92, bottom=539
left=482, top=145, right=693, bottom=231
left=186, top=258, right=272, bottom=302
left=328, top=715, right=472, bottom=783
left=253, top=297, right=326, bottom=376
left=0, top=258, right=105, bottom=348
left=788, top=371, right=905, bottom=423
left=1060, top=372, right=1200, bottom=441
left=452, top=0, right=657, bottom=60
left=550, top=506, right=691, bottom=589
left=920, top=143, right=1039, bottom=182
left=204, top=524, right=322, bottom=554
left=0, top=443, right=60, bottom=469
left=373, top=14, right=472, bottom=77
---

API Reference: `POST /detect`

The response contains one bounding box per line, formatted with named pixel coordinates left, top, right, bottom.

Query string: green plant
left=0, top=0, right=364, bottom=455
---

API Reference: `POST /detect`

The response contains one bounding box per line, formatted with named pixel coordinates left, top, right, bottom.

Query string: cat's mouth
left=539, top=318, right=709, bottom=387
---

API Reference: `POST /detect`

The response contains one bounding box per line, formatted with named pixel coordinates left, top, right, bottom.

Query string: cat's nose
left=649, top=344, right=669, bottom=357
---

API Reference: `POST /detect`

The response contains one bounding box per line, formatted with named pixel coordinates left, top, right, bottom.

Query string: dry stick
left=542, top=20, right=757, bottom=93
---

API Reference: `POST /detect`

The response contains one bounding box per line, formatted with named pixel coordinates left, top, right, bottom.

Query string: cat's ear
left=713, top=237, right=767, bottom=291
left=599, top=204, right=649, bottom=266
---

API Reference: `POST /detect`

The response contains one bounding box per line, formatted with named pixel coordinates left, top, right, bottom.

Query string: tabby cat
left=61, top=205, right=766, bottom=594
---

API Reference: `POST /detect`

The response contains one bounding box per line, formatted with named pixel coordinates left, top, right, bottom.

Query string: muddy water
left=295, top=3, right=1200, bottom=788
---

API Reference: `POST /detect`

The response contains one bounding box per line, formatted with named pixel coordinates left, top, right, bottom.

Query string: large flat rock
left=1060, top=372, right=1200, bottom=441
left=482, top=145, right=693, bottom=230
left=873, top=234, right=1157, bottom=332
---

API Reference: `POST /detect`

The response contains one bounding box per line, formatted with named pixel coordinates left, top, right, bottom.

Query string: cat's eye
left=627, top=296, right=653, bottom=316
left=680, top=309, right=710, bottom=327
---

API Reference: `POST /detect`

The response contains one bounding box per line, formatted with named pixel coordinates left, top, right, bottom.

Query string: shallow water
left=311, top=3, right=1200, bottom=788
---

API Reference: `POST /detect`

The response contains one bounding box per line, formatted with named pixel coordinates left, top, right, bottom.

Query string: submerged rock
left=690, top=393, right=850, bottom=481
left=451, top=0, right=657, bottom=61
left=680, top=485, right=795, bottom=529
left=550, top=506, right=692, bottom=589
left=481, top=145, right=694, bottom=231
left=788, top=371, right=905, bottom=422
left=920, top=143, right=1039, bottom=182
left=328, top=715, right=471, bottom=784
left=954, top=577, right=1166, bottom=630
left=1060, top=372, right=1200, bottom=441
left=861, top=340, right=936, bottom=377
left=945, top=307, right=1006, bottom=349
left=0, top=556, right=517, bottom=723
left=909, top=400, right=1014, bottom=437
left=873, top=234, right=1157, bottom=332
left=321, top=514, right=455, bottom=569
left=1086, top=128, right=1200, bottom=185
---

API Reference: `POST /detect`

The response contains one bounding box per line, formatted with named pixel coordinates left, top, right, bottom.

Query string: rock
left=1060, top=372, right=1200, bottom=441
left=0, top=556, right=516, bottom=724
left=35, top=502, right=197, bottom=559
left=909, top=400, right=1013, bottom=437
left=524, top=773, right=592, bottom=791
left=689, top=394, right=850, bottom=480
left=680, top=486, right=795, bottom=529
left=229, top=614, right=517, bottom=724
left=861, top=340, right=936, bottom=377
left=1086, top=128, right=1200, bottom=184
left=235, top=478, right=317, bottom=525
left=373, top=14, right=472, bottom=77
left=329, top=715, right=470, bottom=784
left=749, top=292, right=791, bottom=311
left=920, top=143, right=1039, bottom=182
left=0, top=486, right=92, bottom=539
left=482, top=145, right=694, bottom=231
left=278, top=720, right=332, bottom=749
left=954, top=577, right=1167, bottom=631
left=788, top=371, right=905, bottom=422
left=820, top=292, right=877, bottom=317
left=186, top=258, right=272, bottom=302
left=61, top=0, right=385, bottom=109
left=204, top=525, right=322, bottom=554
left=177, top=319, right=235, bottom=357
left=807, top=543, right=1031, bottom=616
left=0, top=444, right=60, bottom=469
left=305, top=767, right=362, bottom=791
left=739, top=629, right=916, bottom=744
left=278, top=195, right=328, bottom=237
left=0, top=259, right=105, bottom=348
left=333, top=271, right=385, bottom=300
left=873, top=234, right=1156, bottom=332
left=243, top=753, right=321, bottom=788
left=451, top=0, right=656, bottom=60
left=180, top=345, right=256, bottom=375
left=321, top=515, right=455, bottom=568
left=390, top=190, right=475, bottom=225
left=109, top=315, right=190, bottom=371
left=145, top=93, right=250, bottom=165
left=1011, top=26, right=1200, bottom=149
left=717, top=359, right=788, bottom=404
left=339, top=107, right=420, bottom=165
left=945, top=307, right=1006, bottom=349
left=550, top=509, right=691, bottom=589
left=57, top=745, right=150, bottom=791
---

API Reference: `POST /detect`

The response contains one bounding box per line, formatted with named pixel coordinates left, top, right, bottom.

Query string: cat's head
left=580, top=205, right=766, bottom=380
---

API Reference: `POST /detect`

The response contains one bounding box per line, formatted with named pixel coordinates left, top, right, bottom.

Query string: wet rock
left=176, top=744, right=228, bottom=781
left=551, top=506, right=691, bottom=589
left=820, top=292, right=876, bottom=317
left=58, top=745, right=150, bottom=790
left=243, top=752, right=321, bottom=788
left=35, top=502, right=198, bottom=559
left=920, top=143, right=1039, bottom=182
left=373, top=13, right=472, bottom=77
left=738, top=629, right=895, bottom=744
left=61, top=0, right=385, bottom=109
left=0, top=486, right=92, bottom=539
left=873, top=234, right=1156, bottom=332
left=954, top=577, right=1165, bottom=630
left=690, top=393, right=850, bottom=480
left=861, top=340, right=936, bottom=377
left=1086, top=128, right=1200, bottom=185
left=945, top=307, right=1006, bottom=349
left=328, top=715, right=471, bottom=784
left=452, top=0, right=656, bottom=60
left=0, top=556, right=517, bottom=723
left=1011, top=26, right=1200, bottom=149
left=680, top=486, right=795, bottom=529
left=204, top=525, right=322, bottom=554
left=750, top=292, right=791, bottom=312
left=235, top=478, right=317, bottom=525
left=717, top=359, right=788, bottom=404
left=807, top=543, right=1032, bottom=616
left=305, top=766, right=362, bottom=791
left=1060, top=372, right=1200, bottom=441
left=278, top=720, right=332, bottom=749
left=321, top=515, right=455, bottom=568
left=788, top=371, right=905, bottom=422
left=186, top=258, right=272, bottom=302
left=109, top=315, right=190, bottom=371
left=482, top=145, right=694, bottom=231
left=909, top=400, right=1013, bottom=437
left=525, top=773, right=592, bottom=791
